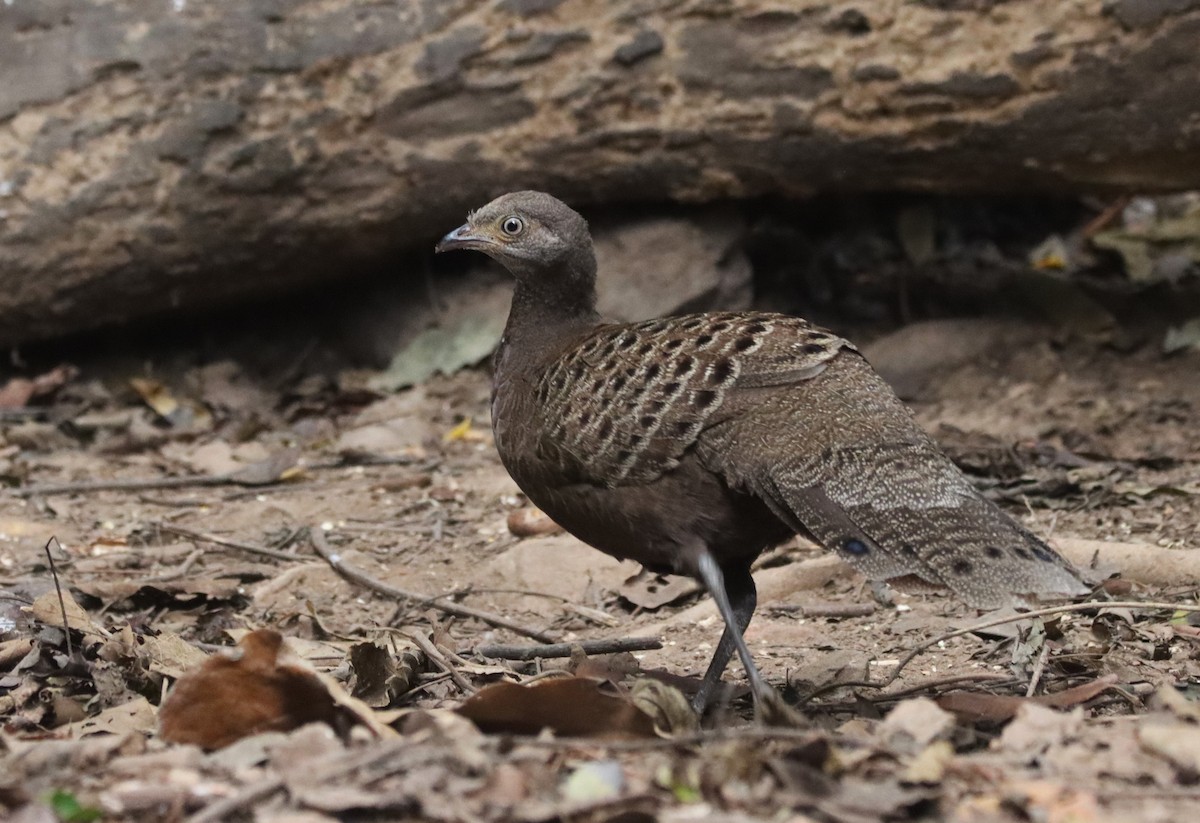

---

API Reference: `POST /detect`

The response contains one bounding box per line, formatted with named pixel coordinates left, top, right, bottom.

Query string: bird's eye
left=501, top=216, right=524, bottom=236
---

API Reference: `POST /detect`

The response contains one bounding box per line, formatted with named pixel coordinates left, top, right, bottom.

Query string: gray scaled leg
left=691, top=552, right=763, bottom=713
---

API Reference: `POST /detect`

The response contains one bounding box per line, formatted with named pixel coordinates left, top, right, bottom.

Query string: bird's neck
left=502, top=262, right=601, bottom=354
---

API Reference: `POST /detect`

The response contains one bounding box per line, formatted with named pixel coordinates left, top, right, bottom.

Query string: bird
left=435, top=191, right=1087, bottom=713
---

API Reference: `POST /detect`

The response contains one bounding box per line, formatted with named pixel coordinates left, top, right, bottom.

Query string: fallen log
left=1, top=1, right=1198, bottom=343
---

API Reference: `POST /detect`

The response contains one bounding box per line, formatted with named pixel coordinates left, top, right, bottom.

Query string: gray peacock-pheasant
left=436, top=191, right=1087, bottom=714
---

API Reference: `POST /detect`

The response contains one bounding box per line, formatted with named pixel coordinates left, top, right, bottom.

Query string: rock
left=471, top=534, right=629, bottom=611
left=593, top=209, right=752, bottom=322
left=336, top=389, right=437, bottom=454
left=352, top=208, right=752, bottom=388
left=335, top=421, right=431, bottom=457
left=355, top=271, right=512, bottom=390
left=861, top=318, right=1044, bottom=400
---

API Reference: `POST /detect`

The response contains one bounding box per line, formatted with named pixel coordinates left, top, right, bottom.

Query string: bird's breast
left=489, top=340, right=542, bottom=467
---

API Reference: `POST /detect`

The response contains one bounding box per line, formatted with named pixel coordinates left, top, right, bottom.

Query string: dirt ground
left=2, top=321, right=1200, bottom=822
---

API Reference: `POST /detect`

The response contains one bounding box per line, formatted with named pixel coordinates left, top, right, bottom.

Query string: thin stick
left=15, top=474, right=232, bottom=497
left=155, top=523, right=301, bottom=562
left=767, top=602, right=877, bottom=618
left=476, top=637, right=662, bottom=660
left=43, top=537, right=72, bottom=660
left=309, top=527, right=558, bottom=643
left=404, top=630, right=475, bottom=695
left=0, top=409, right=46, bottom=421
left=839, top=672, right=1017, bottom=706
left=801, top=600, right=1200, bottom=703
left=1080, top=195, right=1132, bottom=237
left=147, top=548, right=205, bottom=583
left=1026, top=642, right=1051, bottom=698
left=12, top=454, right=429, bottom=498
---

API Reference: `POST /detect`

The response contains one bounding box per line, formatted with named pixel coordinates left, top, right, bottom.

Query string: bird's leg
left=692, top=552, right=766, bottom=713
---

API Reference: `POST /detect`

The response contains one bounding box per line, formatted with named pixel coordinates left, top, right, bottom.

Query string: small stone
left=506, top=506, right=564, bottom=537
left=852, top=63, right=901, bottom=82
left=613, top=30, right=664, bottom=66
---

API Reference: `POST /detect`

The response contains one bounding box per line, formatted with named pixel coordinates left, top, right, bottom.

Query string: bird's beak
left=435, top=223, right=492, bottom=254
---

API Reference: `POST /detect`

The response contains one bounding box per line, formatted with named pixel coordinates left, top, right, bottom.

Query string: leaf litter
left=0, top=328, right=1199, bottom=821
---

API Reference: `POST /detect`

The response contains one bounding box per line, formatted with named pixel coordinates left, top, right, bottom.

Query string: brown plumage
left=436, top=191, right=1087, bottom=712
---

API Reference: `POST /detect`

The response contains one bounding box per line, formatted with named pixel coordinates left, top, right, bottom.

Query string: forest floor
left=2, top=319, right=1199, bottom=822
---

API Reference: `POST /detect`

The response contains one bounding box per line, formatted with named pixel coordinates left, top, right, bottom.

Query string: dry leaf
left=160, top=630, right=347, bottom=750
left=443, top=417, right=485, bottom=443
left=1028, top=234, right=1070, bottom=270
left=1139, top=723, right=1200, bottom=773
left=630, top=678, right=699, bottom=737
left=902, top=740, right=954, bottom=784
left=880, top=698, right=955, bottom=753
left=1149, top=685, right=1200, bottom=722
left=997, top=704, right=1084, bottom=756
left=0, top=365, right=76, bottom=409
left=26, top=590, right=108, bottom=641
left=457, top=677, right=657, bottom=738
left=348, top=641, right=424, bottom=708
left=129, top=377, right=212, bottom=429
left=66, top=696, right=157, bottom=739
left=0, top=637, right=35, bottom=670
left=128, top=377, right=178, bottom=418
left=1004, top=779, right=1102, bottom=823
left=620, top=572, right=698, bottom=610
left=938, top=675, right=1117, bottom=724
left=224, top=629, right=349, bottom=666
left=0, top=378, right=39, bottom=409
left=101, top=626, right=208, bottom=680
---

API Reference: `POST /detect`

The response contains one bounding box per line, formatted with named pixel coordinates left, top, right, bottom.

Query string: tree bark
left=1, top=0, right=1199, bottom=345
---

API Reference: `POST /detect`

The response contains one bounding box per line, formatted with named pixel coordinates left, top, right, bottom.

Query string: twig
left=476, top=637, right=662, bottom=661
left=403, top=630, right=475, bottom=695
left=0, top=409, right=47, bottom=421
left=147, top=548, right=205, bottom=582
left=767, top=602, right=877, bottom=618
left=137, top=495, right=214, bottom=508
left=44, top=537, right=72, bottom=660
left=1026, top=642, right=1051, bottom=697
left=800, top=600, right=1200, bottom=703
left=566, top=603, right=622, bottom=627
left=155, top=523, right=301, bottom=562
left=309, top=526, right=558, bottom=643
left=406, top=672, right=454, bottom=698
left=521, top=668, right=578, bottom=685
left=15, top=474, right=233, bottom=497
left=1080, top=195, right=1132, bottom=237
left=813, top=672, right=1018, bottom=710
left=12, top=454, right=431, bottom=498
left=308, top=455, right=432, bottom=470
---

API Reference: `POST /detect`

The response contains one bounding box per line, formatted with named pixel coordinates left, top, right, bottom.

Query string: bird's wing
left=531, top=312, right=837, bottom=486
left=697, top=342, right=1087, bottom=607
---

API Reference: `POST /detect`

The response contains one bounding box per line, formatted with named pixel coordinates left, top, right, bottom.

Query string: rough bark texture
left=1, top=0, right=1199, bottom=344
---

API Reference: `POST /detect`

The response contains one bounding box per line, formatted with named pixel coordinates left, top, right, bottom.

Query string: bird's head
left=435, top=191, right=594, bottom=287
